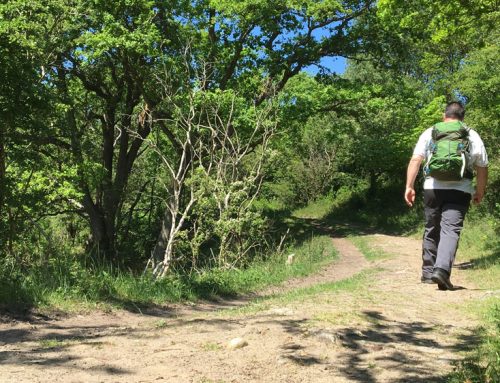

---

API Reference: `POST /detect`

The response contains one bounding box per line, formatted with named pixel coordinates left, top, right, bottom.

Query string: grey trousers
left=422, top=189, right=471, bottom=279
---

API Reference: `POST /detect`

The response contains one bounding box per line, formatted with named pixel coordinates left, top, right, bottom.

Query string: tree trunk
left=144, top=208, right=178, bottom=279
left=57, top=55, right=152, bottom=264
left=368, top=170, right=378, bottom=197
left=0, top=125, right=5, bottom=223
left=152, top=208, right=172, bottom=262
left=0, top=120, right=9, bottom=256
left=82, top=194, right=113, bottom=258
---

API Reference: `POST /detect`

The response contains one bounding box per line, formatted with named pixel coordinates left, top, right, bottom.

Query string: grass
left=313, top=310, right=368, bottom=327
left=201, top=342, right=223, bottom=351
left=293, top=195, right=337, bottom=219
left=199, top=378, right=226, bottom=383
left=38, top=338, right=72, bottom=349
left=288, top=272, right=372, bottom=306
left=276, top=268, right=376, bottom=303
left=0, top=234, right=338, bottom=313
left=349, top=235, right=392, bottom=261
left=153, top=319, right=168, bottom=329
left=220, top=269, right=378, bottom=317
left=458, top=214, right=499, bottom=291
left=447, top=303, right=499, bottom=383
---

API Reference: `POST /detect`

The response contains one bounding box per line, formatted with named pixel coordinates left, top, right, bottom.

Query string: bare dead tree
left=135, top=43, right=278, bottom=278
left=142, top=94, right=276, bottom=277
left=192, top=95, right=277, bottom=269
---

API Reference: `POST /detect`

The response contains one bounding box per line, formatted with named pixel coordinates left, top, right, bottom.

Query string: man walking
left=405, top=101, right=488, bottom=290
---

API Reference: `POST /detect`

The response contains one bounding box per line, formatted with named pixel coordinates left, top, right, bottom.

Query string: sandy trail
left=0, top=231, right=485, bottom=383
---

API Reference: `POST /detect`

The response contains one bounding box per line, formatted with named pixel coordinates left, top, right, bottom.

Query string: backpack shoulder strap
left=430, top=125, right=438, bottom=141
left=458, top=122, right=471, bottom=137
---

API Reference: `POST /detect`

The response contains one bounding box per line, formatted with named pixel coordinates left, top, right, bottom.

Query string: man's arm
left=405, top=155, right=424, bottom=207
left=473, top=166, right=488, bottom=204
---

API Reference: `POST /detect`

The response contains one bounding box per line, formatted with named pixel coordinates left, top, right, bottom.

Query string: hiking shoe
left=431, top=268, right=454, bottom=290
left=421, top=276, right=434, bottom=284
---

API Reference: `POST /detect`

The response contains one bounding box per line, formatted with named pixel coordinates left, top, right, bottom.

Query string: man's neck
left=443, top=117, right=462, bottom=123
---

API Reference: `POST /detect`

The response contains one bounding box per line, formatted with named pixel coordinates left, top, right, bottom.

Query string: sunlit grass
left=293, top=195, right=336, bottom=219
left=220, top=269, right=378, bottom=317
left=349, top=236, right=392, bottom=261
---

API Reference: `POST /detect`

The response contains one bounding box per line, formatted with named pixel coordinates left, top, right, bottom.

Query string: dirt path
left=0, top=232, right=485, bottom=383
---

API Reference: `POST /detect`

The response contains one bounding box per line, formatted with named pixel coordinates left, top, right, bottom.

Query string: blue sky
left=303, top=56, right=347, bottom=75
left=302, top=23, right=348, bottom=75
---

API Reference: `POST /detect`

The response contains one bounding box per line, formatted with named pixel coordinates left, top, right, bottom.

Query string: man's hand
left=405, top=155, right=423, bottom=208
left=473, top=166, right=488, bottom=205
left=405, top=187, right=416, bottom=207
left=472, top=191, right=484, bottom=204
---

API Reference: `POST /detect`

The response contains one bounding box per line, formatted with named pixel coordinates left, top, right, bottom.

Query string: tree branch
left=220, top=23, right=255, bottom=90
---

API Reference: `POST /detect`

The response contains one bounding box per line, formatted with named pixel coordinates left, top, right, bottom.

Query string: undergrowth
left=0, top=234, right=337, bottom=313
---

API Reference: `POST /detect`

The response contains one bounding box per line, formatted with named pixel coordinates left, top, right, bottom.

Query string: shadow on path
left=333, top=310, right=478, bottom=383
left=253, top=309, right=479, bottom=382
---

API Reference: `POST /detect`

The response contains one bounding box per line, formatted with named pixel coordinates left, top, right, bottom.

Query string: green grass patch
left=293, top=195, right=337, bottom=219
left=349, top=236, right=392, bottom=261
left=38, top=338, right=72, bottom=349
left=458, top=216, right=499, bottom=291
left=201, top=342, right=223, bottom=351
left=278, top=268, right=376, bottom=302
left=199, top=378, right=226, bottom=383
left=153, top=319, right=168, bottom=329
left=223, top=269, right=378, bottom=316
left=0, top=235, right=338, bottom=313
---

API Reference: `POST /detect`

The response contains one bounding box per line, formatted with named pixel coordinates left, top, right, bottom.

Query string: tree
left=145, top=87, right=276, bottom=277
left=0, top=1, right=59, bottom=254
left=18, top=0, right=377, bottom=263
left=368, top=0, right=498, bottom=96
left=455, top=34, right=500, bottom=214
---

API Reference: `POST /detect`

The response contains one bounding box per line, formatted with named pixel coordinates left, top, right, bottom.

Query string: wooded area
left=0, top=0, right=498, bottom=289
left=0, top=2, right=499, bottom=381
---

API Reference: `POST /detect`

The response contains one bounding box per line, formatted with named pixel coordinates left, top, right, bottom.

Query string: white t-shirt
left=413, top=125, right=488, bottom=194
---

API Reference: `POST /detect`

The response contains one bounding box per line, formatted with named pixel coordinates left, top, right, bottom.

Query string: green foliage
left=1, top=0, right=381, bottom=265
left=0, top=0, right=498, bottom=321
left=375, top=0, right=498, bottom=96
left=182, top=170, right=270, bottom=269
left=455, top=36, right=500, bottom=215
left=416, top=96, right=446, bottom=132
left=344, top=61, right=427, bottom=181
left=457, top=43, right=500, bottom=129
left=268, top=60, right=430, bottom=209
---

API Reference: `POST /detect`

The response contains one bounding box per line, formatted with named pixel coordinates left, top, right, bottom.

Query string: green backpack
left=424, top=122, right=472, bottom=181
